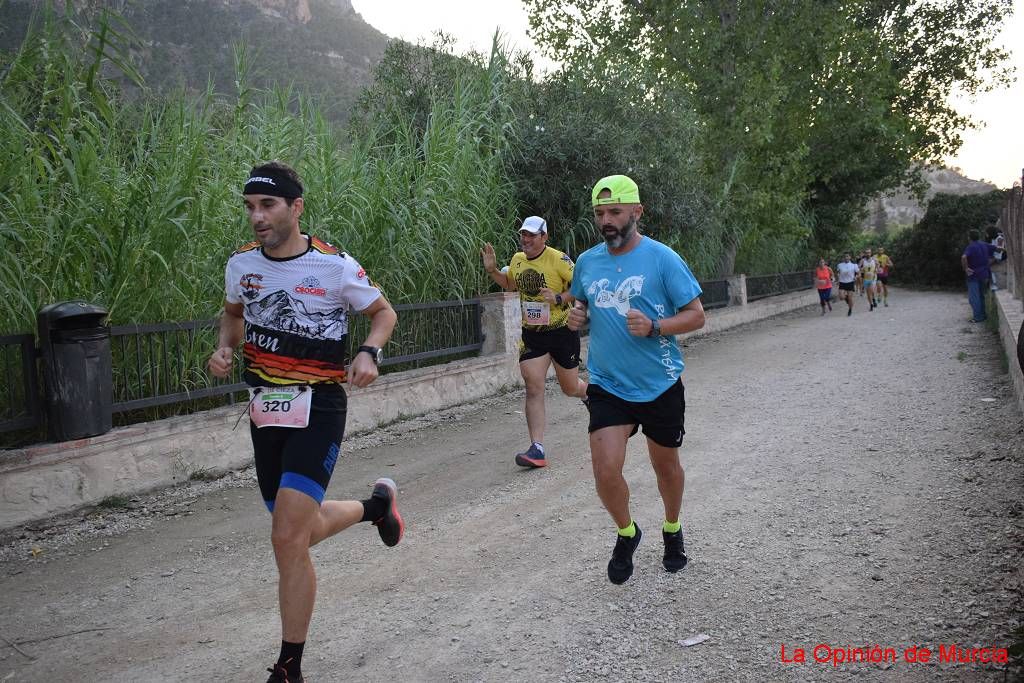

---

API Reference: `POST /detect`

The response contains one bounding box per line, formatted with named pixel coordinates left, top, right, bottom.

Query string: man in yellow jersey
left=207, top=161, right=403, bottom=683
left=481, top=216, right=587, bottom=468
left=875, top=247, right=894, bottom=307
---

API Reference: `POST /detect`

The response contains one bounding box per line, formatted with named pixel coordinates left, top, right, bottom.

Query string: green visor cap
left=592, top=175, right=640, bottom=206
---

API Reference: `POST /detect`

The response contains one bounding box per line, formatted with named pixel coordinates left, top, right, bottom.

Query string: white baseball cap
left=519, top=216, right=547, bottom=235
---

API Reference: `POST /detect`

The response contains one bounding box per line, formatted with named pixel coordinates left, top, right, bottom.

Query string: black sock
left=278, top=640, right=304, bottom=676
left=360, top=495, right=387, bottom=522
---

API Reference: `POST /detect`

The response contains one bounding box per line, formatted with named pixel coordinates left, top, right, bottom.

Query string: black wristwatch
left=357, top=345, right=383, bottom=365
left=647, top=319, right=661, bottom=337
left=555, top=294, right=563, bottom=306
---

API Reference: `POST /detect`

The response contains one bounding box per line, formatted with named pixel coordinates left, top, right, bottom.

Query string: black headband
left=243, top=169, right=303, bottom=198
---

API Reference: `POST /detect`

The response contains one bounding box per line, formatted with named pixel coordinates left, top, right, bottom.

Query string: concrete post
left=727, top=274, right=747, bottom=306
left=480, top=291, right=521, bottom=355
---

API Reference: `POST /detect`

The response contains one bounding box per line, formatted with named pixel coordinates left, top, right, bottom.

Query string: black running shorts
left=838, top=282, right=855, bottom=292
left=586, top=379, right=685, bottom=448
left=250, top=387, right=347, bottom=511
left=877, top=274, right=889, bottom=284
left=519, top=326, right=581, bottom=369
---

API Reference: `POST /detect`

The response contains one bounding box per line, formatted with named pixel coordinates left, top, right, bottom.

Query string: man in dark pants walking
left=961, top=229, right=1002, bottom=323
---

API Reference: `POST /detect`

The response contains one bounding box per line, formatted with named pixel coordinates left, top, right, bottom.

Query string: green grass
left=96, top=494, right=131, bottom=509
left=188, top=468, right=219, bottom=482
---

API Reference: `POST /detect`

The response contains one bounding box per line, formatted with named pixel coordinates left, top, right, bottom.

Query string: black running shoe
left=607, top=524, right=642, bottom=584
left=662, top=529, right=688, bottom=572
left=370, top=477, right=404, bottom=547
left=266, top=663, right=304, bottom=683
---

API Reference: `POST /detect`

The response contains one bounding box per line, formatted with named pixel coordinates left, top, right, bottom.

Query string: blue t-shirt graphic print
left=570, top=236, right=702, bottom=402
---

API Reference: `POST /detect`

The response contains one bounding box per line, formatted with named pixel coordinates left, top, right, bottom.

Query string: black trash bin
left=36, top=301, right=112, bottom=441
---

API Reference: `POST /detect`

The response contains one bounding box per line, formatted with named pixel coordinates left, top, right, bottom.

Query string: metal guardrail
left=1, top=270, right=817, bottom=438
left=699, top=279, right=730, bottom=310
left=0, top=334, right=41, bottom=433
left=109, top=299, right=484, bottom=415
left=109, top=319, right=248, bottom=414
left=2, top=299, right=483, bottom=434
left=746, top=271, right=814, bottom=302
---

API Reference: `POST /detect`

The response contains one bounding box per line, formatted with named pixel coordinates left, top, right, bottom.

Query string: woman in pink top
left=815, top=259, right=835, bottom=315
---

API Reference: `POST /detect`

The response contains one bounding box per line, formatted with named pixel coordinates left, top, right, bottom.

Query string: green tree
left=503, top=66, right=725, bottom=274
left=889, top=190, right=1008, bottom=287
left=524, top=0, right=1014, bottom=275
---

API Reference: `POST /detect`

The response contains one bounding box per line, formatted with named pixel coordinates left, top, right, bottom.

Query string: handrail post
left=727, top=274, right=747, bottom=306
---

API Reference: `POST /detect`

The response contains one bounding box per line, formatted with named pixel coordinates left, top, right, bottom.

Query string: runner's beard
left=602, top=216, right=637, bottom=249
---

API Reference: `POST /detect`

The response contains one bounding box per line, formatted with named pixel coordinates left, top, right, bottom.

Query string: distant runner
left=815, top=258, right=835, bottom=316
left=861, top=248, right=880, bottom=311
left=835, top=253, right=859, bottom=317
left=875, top=247, right=894, bottom=307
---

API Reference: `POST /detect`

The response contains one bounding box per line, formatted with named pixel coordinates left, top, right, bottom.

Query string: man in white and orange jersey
left=208, top=161, right=402, bottom=683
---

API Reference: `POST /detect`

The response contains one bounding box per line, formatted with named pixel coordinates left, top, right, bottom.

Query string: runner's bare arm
left=481, top=243, right=515, bottom=291
left=539, top=287, right=574, bottom=306
left=207, top=302, right=244, bottom=378
left=358, top=295, right=397, bottom=348
left=626, top=297, right=705, bottom=337
left=349, top=295, right=398, bottom=388
left=567, top=300, right=588, bottom=331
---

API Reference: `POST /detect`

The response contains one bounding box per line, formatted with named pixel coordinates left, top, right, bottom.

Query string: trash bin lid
left=37, top=301, right=109, bottom=329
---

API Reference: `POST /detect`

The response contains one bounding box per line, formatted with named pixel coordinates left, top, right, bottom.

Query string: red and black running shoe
left=371, top=477, right=404, bottom=547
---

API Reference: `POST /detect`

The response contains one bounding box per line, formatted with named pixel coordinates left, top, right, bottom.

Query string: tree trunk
left=716, top=237, right=739, bottom=278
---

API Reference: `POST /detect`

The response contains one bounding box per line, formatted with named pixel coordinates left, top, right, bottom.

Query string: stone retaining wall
left=994, top=289, right=1024, bottom=418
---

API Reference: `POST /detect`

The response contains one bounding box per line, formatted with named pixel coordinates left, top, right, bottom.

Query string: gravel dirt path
left=0, top=287, right=1021, bottom=682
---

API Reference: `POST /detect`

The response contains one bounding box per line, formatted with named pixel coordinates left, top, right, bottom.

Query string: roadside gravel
left=0, top=288, right=1020, bottom=682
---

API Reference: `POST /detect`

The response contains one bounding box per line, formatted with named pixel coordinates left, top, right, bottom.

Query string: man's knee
left=271, top=523, right=311, bottom=559
left=271, top=494, right=317, bottom=555
left=556, top=374, right=580, bottom=396
left=523, top=377, right=546, bottom=398
left=651, top=455, right=682, bottom=480
left=590, top=430, right=629, bottom=480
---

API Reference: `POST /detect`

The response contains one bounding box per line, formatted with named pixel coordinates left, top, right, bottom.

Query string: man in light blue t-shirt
left=568, top=174, right=705, bottom=584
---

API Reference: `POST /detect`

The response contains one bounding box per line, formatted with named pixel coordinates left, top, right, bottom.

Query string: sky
left=351, top=0, right=1024, bottom=188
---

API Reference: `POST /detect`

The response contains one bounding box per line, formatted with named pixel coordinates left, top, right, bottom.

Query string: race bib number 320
left=249, top=386, right=312, bottom=428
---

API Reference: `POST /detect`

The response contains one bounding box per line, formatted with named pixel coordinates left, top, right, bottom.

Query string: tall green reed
left=0, top=12, right=521, bottom=336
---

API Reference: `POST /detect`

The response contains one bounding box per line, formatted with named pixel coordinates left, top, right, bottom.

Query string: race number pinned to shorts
left=522, top=300, right=551, bottom=326
left=249, top=386, right=312, bottom=429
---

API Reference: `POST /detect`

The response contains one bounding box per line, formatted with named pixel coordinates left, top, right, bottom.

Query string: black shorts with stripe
left=250, top=386, right=347, bottom=511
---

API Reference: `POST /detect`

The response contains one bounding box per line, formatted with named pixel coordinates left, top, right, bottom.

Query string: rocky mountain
left=0, top=0, right=390, bottom=119
left=863, top=167, right=998, bottom=232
